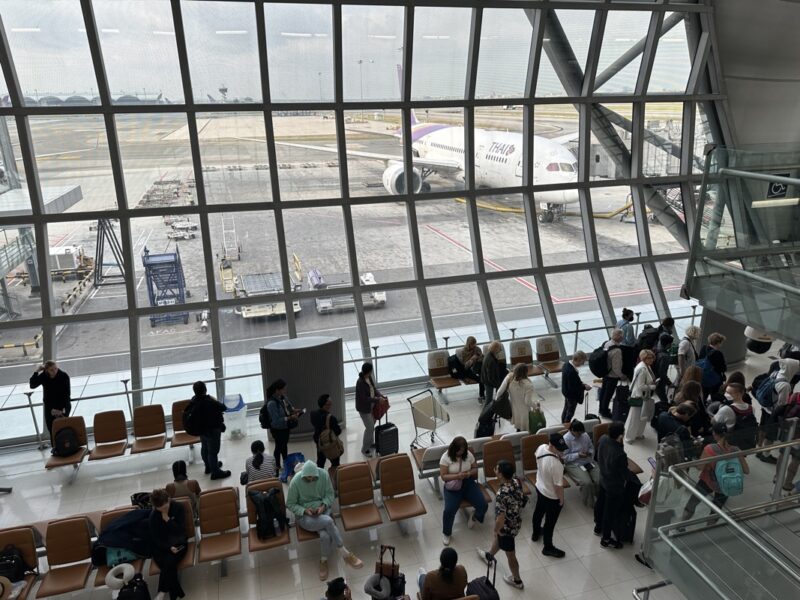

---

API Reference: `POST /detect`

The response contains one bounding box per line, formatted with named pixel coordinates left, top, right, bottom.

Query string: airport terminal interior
left=0, top=0, right=799, bottom=599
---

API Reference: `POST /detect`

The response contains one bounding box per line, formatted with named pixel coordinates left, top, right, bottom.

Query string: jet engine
left=382, top=162, right=423, bottom=195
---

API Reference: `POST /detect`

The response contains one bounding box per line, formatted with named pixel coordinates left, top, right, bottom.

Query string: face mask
left=724, top=393, right=733, bottom=401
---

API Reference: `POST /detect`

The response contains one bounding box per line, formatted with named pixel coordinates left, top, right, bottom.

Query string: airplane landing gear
left=538, top=210, right=555, bottom=223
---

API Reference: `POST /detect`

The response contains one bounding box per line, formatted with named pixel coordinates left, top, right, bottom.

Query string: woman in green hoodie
left=287, top=461, right=364, bottom=581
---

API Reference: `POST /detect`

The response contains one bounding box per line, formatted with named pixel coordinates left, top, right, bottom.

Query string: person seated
left=656, top=403, right=694, bottom=442
left=287, top=461, right=363, bottom=581
left=244, top=440, right=277, bottom=484
left=165, top=460, right=201, bottom=517
left=148, top=489, right=188, bottom=600
left=417, top=548, right=468, bottom=600
left=563, top=420, right=600, bottom=507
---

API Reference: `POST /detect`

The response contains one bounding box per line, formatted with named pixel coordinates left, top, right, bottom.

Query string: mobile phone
left=174, top=545, right=185, bottom=552
left=648, top=457, right=657, bottom=470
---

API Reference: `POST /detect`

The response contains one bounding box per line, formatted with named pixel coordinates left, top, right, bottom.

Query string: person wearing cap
left=594, top=421, right=629, bottom=549
left=531, top=433, right=568, bottom=558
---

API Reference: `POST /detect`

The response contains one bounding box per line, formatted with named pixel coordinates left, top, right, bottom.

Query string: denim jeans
left=199, top=429, right=222, bottom=474
left=442, top=477, right=488, bottom=536
left=297, top=508, right=343, bottom=558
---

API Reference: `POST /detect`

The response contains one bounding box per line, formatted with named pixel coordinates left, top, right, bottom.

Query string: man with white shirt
left=713, top=382, right=757, bottom=450
left=531, top=433, right=567, bottom=558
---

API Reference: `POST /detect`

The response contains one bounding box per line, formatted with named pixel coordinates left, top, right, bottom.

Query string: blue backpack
left=711, top=444, right=744, bottom=497
left=754, top=373, right=778, bottom=409
left=697, top=356, right=722, bottom=390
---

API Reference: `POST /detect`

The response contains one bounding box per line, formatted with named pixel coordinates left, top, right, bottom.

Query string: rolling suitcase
left=465, top=554, right=500, bottom=600
left=374, top=412, right=399, bottom=456
left=584, top=391, right=599, bottom=422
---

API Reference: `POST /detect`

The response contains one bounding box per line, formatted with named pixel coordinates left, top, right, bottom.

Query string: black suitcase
left=584, top=391, right=599, bottom=422
left=465, top=554, right=500, bottom=600
left=618, top=508, right=636, bottom=544
left=374, top=412, right=399, bottom=456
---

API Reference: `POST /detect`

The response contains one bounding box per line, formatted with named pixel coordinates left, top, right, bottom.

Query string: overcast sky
left=0, top=1, right=691, bottom=103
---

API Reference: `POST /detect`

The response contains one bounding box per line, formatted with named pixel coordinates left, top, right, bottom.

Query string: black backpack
left=258, top=400, right=274, bottom=430
left=117, top=573, right=151, bottom=600
left=728, top=406, right=758, bottom=450
left=248, top=489, right=287, bottom=540
left=53, top=427, right=80, bottom=457
left=589, top=345, right=612, bottom=378
left=0, top=544, right=27, bottom=583
left=637, top=325, right=659, bottom=350
left=182, top=400, right=202, bottom=436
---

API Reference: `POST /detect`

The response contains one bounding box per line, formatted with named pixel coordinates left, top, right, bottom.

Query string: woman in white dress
left=496, top=363, right=536, bottom=432
left=625, top=349, right=658, bottom=443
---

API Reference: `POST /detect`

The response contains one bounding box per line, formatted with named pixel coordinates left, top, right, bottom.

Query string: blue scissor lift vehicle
left=142, top=246, right=190, bottom=326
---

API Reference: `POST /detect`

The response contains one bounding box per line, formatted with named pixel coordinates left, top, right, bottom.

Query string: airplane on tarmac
left=276, top=68, right=580, bottom=222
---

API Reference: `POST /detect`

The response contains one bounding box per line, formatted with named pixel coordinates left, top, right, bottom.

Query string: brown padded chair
left=171, top=400, right=200, bottom=448
left=131, top=405, right=168, bottom=454
left=89, top=411, right=128, bottom=461
left=337, top=463, right=382, bottom=531
left=45, top=417, right=88, bottom=469
left=149, top=498, right=196, bottom=575
left=93, top=508, right=144, bottom=587
left=0, top=527, right=38, bottom=600
left=482, top=440, right=529, bottom=495
left=245, top=479, right=290, bottom=553
left=197, top=488, right=242, bottom=563
left=535, top=336, right=564, bottom=375
left=593, top=422, right=610, bottom=448
left=37, top=517, right=93, bottom=598
left=379, top=454, right=426, bottom=522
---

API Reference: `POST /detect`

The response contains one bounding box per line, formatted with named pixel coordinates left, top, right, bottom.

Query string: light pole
left=318, top=71, right=323, bottom=101
left=357, top=58, right=373, bottom=122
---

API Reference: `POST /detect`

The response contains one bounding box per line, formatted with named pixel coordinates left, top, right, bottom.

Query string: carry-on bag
left=374, top=411, right=399, bottom=456
left=465, top=553, right=500, bottom=600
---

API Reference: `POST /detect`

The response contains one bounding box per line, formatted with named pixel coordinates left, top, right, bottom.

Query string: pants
left=624, top=398, right=654, bottom=442
left=595, top=485, right=624, bottom=541
left=270, top=428, right=290, bottom=468
left=297, top=508, right=342, bottom=558
left=683, top=479, right=728, bottom=517
left=153, top=547, right=187, bottom=600
left=564, top=462, right=600, bottom=507
left=442, top=478, right=488, bottom=536
left=199, top=429, right=222, bottom=475
left=316, top=449, right=340, bottom=470
left=483, top=384, right=494, bottom=407
left=612, top=385, right=630, bottom=423
left=561, top=397, right=580, bottom=424
left=655, top=381, right=670, bottom=404
left=598, top=378, right=619, bottom=416
left=359, top=412, right=374, bottom=454
left=532, top=488, right=562, bottom=550
left=43, top=402, right=71, bottom=442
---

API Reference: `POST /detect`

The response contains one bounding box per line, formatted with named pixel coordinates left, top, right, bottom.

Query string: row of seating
left=45, top=401, right=199, bottom=482
left=427, top=335, right=565, bottom=395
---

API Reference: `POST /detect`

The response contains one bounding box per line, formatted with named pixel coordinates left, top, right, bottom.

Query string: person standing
left=265, top=378, right=303, bottom=470
left=531, top=433, right=568, bottom=558
left=311, top=394, right=342, bottom=469
left=29, top=360, right=71, bottom=445
left=624, top=350, right=658, bottom=444
left=598, top=329, right=626, bottom=419
left=355, top=362, right=387, bottom=458
left=677, top=326, right=701, bottom=383
left=616, top=308, right=636, bottom=347
left=654, top=334, right=673, bottom=404
left=561, top=351, right=591, bottom=423
left=594, top=422, right=629, bottom=549
left=189, top=381, right=230, bottom=480
left=477, top=460, right=526, bottom=589
left=495, top=363, right=535, bottom=432
left=286, top=461, right=363, bottom=581
left=439, top=436, right=487, bottom=546
left=563, top=420, right=600, bottom=507
left=148, top=489, right=188, bottom=600
left=698, top=333, right=727, bottom=400
left=480, top=341, right=507, bottom=406
left=755, top=358, right=798, bottom=463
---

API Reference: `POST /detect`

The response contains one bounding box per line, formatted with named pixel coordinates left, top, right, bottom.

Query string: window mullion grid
left=80, top=0, right=143, bottom=398
left=581, top=10, right=606, bottom=97
left=643, top=262, right=669, bottom=319
left=256, top=1, right=297, bottom=338
left=634, top=11, right=664, bottom=97
left=700, top=10, right=734, bottom=146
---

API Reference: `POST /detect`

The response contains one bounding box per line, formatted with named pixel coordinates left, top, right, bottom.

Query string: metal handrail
left=670, top=435, right=799, bottom=470
left=654, top=528, right=735, bottom=600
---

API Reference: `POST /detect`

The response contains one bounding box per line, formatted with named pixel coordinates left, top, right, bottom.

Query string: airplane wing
left=547, top=131, right=579, bottom=145
left=273, top=141, right=463, bottom=174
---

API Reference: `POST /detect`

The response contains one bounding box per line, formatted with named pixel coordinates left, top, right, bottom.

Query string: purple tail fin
left=396, top=63, right=420, bottom=126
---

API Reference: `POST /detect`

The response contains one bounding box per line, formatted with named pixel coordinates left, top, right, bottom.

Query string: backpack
left=259, top=400, right=275, bottom=430
left=782, top=393, right=800, bottom=421
left=589, top=345, right=612, bottom=378
left=318, top=414, right=344, bottom=460
left=182, top=400, right=202, bottom=436
left=650, top=400, right=670, bottom=431
left=248, top=488, right=287, bottom=540
left=710, top=444, right=744, bottom=497
left=696, top=356, right=722, bottom=390
left=130, top=492, right=152, bottom=509
left=754, top=373, right=778, bottom=409
left=728, top=405, right=757, bottom=450
left=447, top=354, right=468, bottom=380
left=637, top=325, right=659, bottom=350
left=117, top=573, right=150, bottom=600
left=53, top=427, right=80, bottom=457
left=0, top=544, right=27, bottom=583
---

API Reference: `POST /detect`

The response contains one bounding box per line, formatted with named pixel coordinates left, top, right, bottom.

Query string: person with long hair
left=149, top=488, right=187, bottom=600
left=418, top=547, right=468, bottom=600
left=439, top=436, right=487, bottom=546
left=624, top=349, right=658, bottom=443
left=265, top=378, right=302, bottom=470
left=675, top=380, right=711, bottom=438
left=678, top=365, right=703, bottom=390
left=496, top=362, right=536, bottom=432
left=166, top=460, right=201, bottom=517
left=245, top=440, right=277, bottom=483
left=458, top=336, right=483, bottom=393
left=354, top=362, right=387, bottom=457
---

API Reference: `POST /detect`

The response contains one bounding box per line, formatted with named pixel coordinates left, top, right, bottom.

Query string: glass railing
left=0, top=308, right=699, bottom=445
left=685, top=144, right=800, bottom=340
left=642, top=422, right=800, bottom=600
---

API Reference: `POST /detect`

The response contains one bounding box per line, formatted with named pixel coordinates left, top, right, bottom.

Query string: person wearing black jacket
left=311, top=393, right=342, bottom=469
left=149, top=488, right=187, bottom=600
left=189, top=381, right=230, bottom=480
left=654, top=334, right=673, bottom=404
left=561, top=351, right=591, bottom=423
left=593, top=421, right=629, bottom=549
left=29, top=361, right=71, bottom=444
left=480, top=341, right=507, bottom=406
left=699, top=333, right=727, bottom=400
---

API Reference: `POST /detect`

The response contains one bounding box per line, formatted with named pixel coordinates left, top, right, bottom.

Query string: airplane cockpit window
left=560, top=163, right=575, bottom=172
left=546, top=163, right=560, bottom=172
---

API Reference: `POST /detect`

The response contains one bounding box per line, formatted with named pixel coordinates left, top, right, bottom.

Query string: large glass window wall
left=0, top=0, right=721, bottom=443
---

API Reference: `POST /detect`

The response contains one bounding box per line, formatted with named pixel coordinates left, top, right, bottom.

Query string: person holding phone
left=148, top=488, right=187, bottom=600
left=29, top=360, right=71, bottom=446
left=265, top=379, right=303, bottom=470
left=563, top=420, right=600, bottom=507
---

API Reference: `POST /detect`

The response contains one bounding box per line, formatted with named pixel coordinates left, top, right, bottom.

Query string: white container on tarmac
left=223, top=393, right=247, bottom=440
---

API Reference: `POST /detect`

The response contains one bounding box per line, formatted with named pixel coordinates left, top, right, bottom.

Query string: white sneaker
left=442, top=534, right=451, bottom=546
left=503, top=574, right=524, bottom=589
left=417, top=567, right=426, bottom=579
left=476, top=547, right=490, bottom=565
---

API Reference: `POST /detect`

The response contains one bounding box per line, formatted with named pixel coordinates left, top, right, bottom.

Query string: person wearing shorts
left=476, top=460, right=525, bottom=590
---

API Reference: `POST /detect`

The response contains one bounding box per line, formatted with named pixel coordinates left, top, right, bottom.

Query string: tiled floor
left=0, top=353, right=778, bottom=600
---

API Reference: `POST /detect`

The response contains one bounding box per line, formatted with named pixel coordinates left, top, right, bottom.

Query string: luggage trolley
left=408, top=390, right=450, bottom=449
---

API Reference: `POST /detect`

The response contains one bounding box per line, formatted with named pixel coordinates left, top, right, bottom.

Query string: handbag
left=240, top=471, right=248, bottom=486
left=493, top=389, right=512, bottom=420
left=371, top=398, right=389, bottom=420
left=374, top=545, right=405, bottom=597
left=443, top=460, right=463, bottom=491
left=628, top=369, right=644, bottom=407
left=318, top=414, right=344, bottom=460
left=527, top=404, right=547, bottom=433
